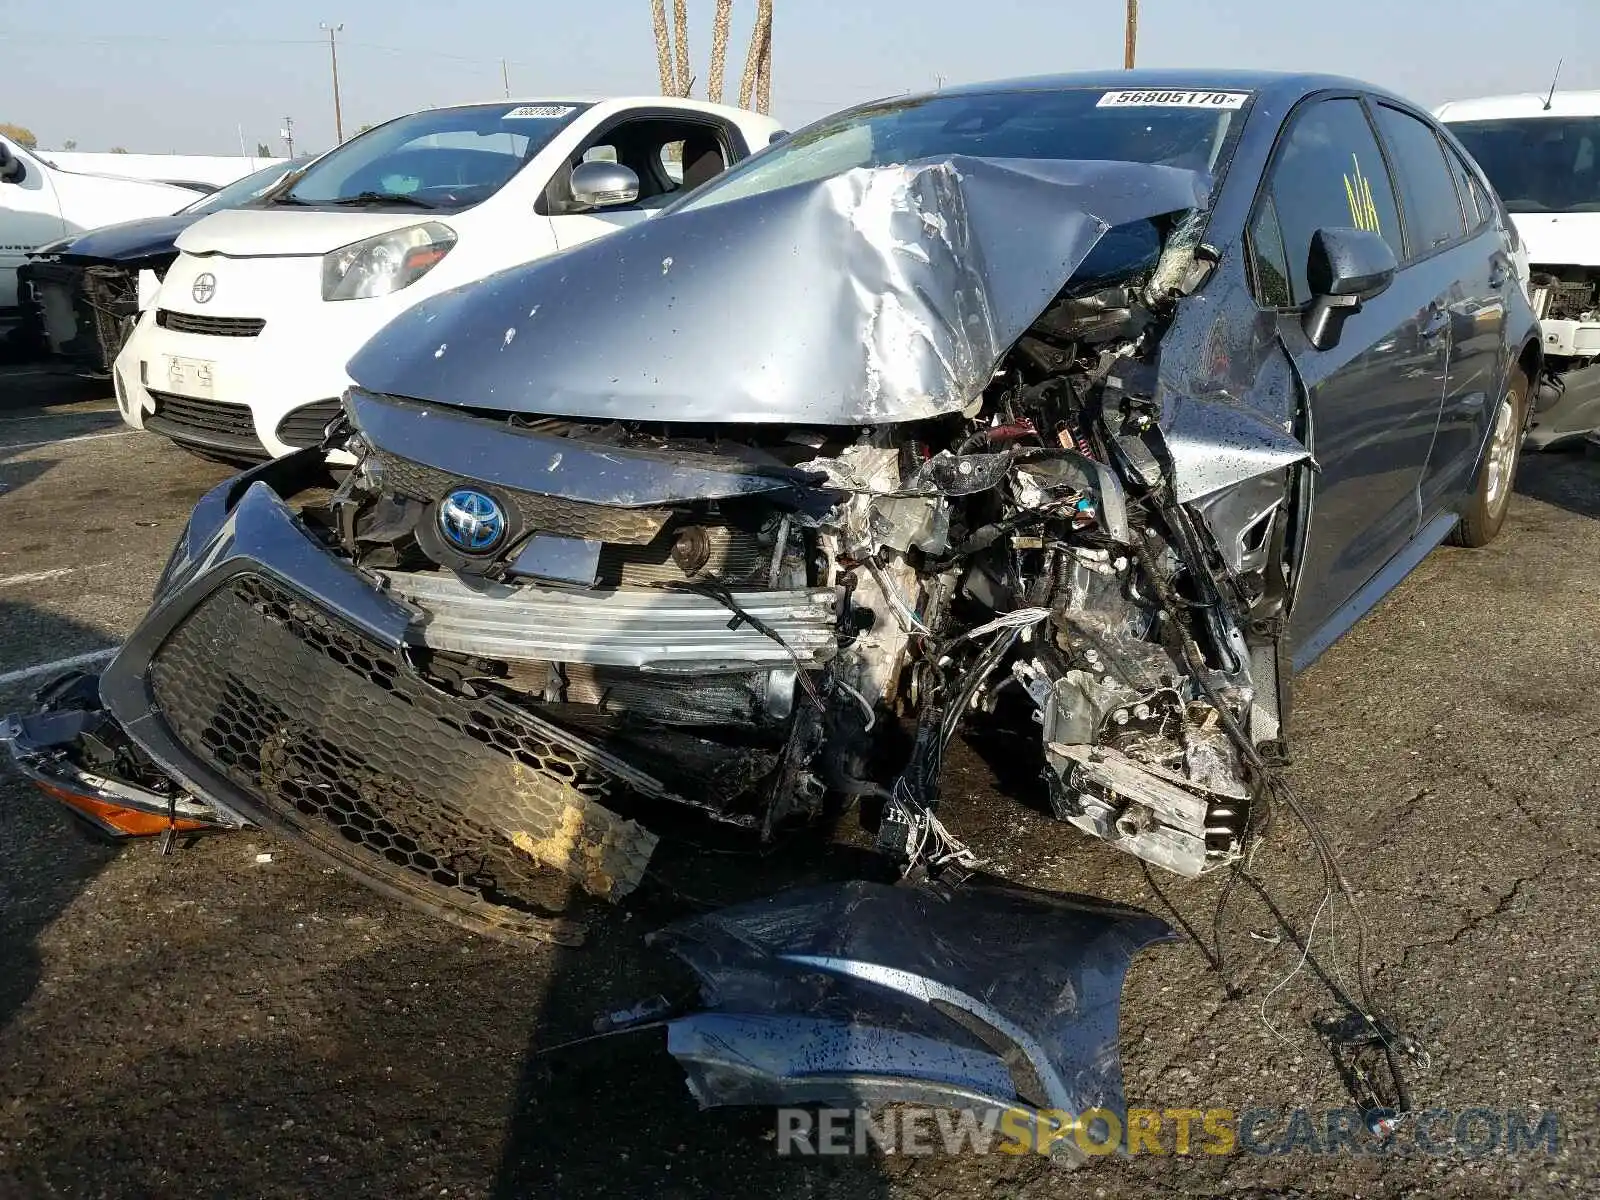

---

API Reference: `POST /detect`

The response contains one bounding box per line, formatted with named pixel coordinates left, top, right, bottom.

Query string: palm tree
left=708, top=0, right=732, bottom=103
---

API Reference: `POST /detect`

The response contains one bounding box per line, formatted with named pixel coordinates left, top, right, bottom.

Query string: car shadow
left=488, top=817, right=898, bottom=1198
left=1516, top=442, right=1600, bottom=520
left=0, top=603, right=123, bottom=1037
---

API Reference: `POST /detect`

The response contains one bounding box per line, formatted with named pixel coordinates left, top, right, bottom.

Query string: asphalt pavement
left=0, top=365, right=1596, bottom=1198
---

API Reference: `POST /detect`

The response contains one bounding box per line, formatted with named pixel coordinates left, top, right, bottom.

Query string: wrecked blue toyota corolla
left=4, top=72, right=1540, bottom=1141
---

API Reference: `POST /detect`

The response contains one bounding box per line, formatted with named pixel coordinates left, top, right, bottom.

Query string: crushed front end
left=11, top=155, right=1309, bottom=919
left=6, top=152, right=1313, bottom=1132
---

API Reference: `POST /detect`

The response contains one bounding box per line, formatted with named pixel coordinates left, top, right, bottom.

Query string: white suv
left=1438, top=90, right=1600, bottom=444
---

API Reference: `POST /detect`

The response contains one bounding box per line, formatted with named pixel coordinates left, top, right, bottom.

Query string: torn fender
left=649, top=879, right=1174, bottom=1128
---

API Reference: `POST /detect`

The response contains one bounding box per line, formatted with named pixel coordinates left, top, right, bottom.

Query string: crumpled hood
left=347, top=156, right=1209, bottom=425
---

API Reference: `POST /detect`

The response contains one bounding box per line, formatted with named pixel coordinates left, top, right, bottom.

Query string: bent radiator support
left=378, top=570, right=841, bottom=672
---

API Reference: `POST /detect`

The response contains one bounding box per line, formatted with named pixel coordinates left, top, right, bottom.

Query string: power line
left=0, top=30, right=322, bottom=47
left=0, top=28, right=545, bottom=68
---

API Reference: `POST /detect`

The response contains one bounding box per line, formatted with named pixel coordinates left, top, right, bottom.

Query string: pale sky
left=4, top=0, right=1596, bottom=154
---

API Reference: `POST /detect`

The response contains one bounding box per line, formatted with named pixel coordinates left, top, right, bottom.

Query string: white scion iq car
left=114, top=97, right=784, bottom=460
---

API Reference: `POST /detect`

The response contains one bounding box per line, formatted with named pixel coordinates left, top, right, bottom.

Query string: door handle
left=1420, top=306, right=1450, bottom=340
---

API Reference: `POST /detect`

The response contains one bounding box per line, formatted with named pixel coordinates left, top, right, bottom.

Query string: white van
left=114, top=97, right=784, bottom=460
left=1437, top=91, right=1600, bottom=443
left=0, top=135, right=203, bottom=313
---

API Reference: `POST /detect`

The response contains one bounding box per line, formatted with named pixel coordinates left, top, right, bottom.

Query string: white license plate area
left=164, top=355, right=216, bottom=400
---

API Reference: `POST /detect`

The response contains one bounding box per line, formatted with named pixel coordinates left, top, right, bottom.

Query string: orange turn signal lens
left=35, top=782, right=212, bottom=838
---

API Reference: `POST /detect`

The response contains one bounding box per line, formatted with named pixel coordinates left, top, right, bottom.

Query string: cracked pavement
left=1, top=373, right=1596, bottom=1197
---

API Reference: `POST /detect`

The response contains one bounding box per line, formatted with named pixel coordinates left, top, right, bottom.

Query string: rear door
left=1255, top=96, right=1442, bottom=653
left=1395, top=118, right=1511, bottom=512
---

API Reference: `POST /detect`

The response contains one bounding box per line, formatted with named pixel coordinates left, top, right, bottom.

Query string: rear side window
left=1372, top=105, right=1467, bottom=254
left=1442, top=142, right=1492, bottom=232
left=1263, top=97, right=1403, bottom=303
left=1468, top=173, right=1495, bottom=229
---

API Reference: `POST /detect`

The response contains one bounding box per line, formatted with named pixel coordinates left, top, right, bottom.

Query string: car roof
left=1435, top=91, right=1600, bottom=121
left=427, top=96, right=773, bottom=121
left=924, top=68, right=1419, bottom=110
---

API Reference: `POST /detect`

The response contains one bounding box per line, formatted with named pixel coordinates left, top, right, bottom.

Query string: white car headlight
left=321, top=221, right=456, bottom=301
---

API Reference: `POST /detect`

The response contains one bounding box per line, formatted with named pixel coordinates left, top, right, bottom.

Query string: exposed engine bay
left=8, top=153, right=1411, bottom=1139
left=1530, top=263, right=1599, bottom=330
left=7, top=158, right=1307, bottom=923
left=305, top=245, right=1282, bottom=890
left=20, top=257, right=147, bottom=375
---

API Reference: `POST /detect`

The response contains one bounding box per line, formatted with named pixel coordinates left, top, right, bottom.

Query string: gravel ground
left=1, top=368, right=1596, bottom=1198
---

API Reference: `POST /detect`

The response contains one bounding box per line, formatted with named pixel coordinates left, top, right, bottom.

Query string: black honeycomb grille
left=274, top=399, right=343, bottom=449
left=372, top=449, right=671, bottom=545
left=147, top=574, right=656, bottom=928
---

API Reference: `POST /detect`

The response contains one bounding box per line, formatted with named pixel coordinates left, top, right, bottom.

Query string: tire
left=1451, top=370, right=1528, bottom=548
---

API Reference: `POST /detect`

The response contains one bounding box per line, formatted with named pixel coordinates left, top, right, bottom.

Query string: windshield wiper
left=330, top=191, right=436, bottom=209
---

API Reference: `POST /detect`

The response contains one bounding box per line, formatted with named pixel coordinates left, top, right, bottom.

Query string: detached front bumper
left=74, top=448, right=836, bottom=940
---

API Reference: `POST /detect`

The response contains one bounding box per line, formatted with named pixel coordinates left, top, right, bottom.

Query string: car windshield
left=181, top=157, right=311, bottom=215
left=1447, top=116, right=1600, bottom=213
left=280, top=102, right=590, bottom=212
left=673, top=86, right=1250, bottom=215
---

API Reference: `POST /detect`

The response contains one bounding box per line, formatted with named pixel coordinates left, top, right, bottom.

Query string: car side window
left=1442, top=142, right=1490, bottom=232
left=560, top=118, right=734, bottom=211
left=1371, top=105, right=1467, bottom=255
left=1263, top=97, right=1404, bottom=304
left=1467, top=173, right=1495, bottom=230
left=1248, top=194, right=1294, bottom=308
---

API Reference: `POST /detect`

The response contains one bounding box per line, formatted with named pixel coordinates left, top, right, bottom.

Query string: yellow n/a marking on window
left=1343, top=154, right=1381, bottom=234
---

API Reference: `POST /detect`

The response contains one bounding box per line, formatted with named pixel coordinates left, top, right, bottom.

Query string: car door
left=0, top=141, right=67, bottom=311
left=1423, top=126, right=1512, bottom=512
left=1366, top=102, right=1503, bottom=521
left=545, top=114, right=743, bottom=251
left=1253, top=96, right=1444, bottom=656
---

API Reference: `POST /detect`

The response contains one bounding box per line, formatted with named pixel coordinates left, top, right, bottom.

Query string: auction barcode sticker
left=1097, top=90, right=1249, bottom=109
left=505, top=104, right=579, bottom=119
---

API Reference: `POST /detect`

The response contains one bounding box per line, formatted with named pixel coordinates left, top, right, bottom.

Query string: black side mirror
left=1302, top=226, right=1397, bottom=351
left=0, top=142, right=23, bottom=184
left=768, top=129, right=790, bottom=146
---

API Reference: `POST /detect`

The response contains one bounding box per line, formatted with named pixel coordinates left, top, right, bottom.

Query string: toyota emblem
left=438, top=488, right=507, bottom=554
left=192, top=272, right=217, bottom=304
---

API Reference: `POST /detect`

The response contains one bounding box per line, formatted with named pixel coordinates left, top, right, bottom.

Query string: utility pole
left=501, top=58, right=511, bottom=98
left=1124, top=0, right=1138, bottom=69
left=280, top=116, right=296, bottom=158
left=321, top=22, right=345, bottom=143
